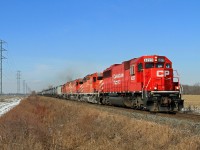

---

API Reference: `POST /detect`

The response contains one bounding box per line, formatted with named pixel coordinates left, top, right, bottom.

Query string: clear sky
left=0, top=0, right=200, bottom=93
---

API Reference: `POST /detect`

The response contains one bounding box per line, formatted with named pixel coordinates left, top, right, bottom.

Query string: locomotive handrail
left=173, top=77, right=179, bottom=82
left=180, top=84, right=183, bottom=94
left=145, top=77, right=152, bottom=90
left=173, top=70, right=180, bottom=76
left=151, top=91, right=180, bottom=93
left=173, top=70, right=180, bottom=84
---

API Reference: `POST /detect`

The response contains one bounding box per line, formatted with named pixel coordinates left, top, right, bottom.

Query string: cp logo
left=157, top=70, right=170, bottom=77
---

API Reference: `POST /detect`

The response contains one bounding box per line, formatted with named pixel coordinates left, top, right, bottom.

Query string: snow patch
left=0, top=98, right=22, bottom=117
left=181, top=106, right=200, bottom=115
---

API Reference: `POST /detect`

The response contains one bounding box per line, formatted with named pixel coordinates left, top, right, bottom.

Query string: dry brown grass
left=183, top=95, right=200, bottom=107
left=0, top=95, right=199, bottom=150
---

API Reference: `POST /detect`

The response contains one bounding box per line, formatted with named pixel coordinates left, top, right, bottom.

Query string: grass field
left=183, top=95, right=200, bottom=107
left=0, top=95, right=199, bottom=150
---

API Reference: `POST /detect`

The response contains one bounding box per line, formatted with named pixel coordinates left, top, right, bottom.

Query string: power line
left=0, top=39, right=7, bottom=95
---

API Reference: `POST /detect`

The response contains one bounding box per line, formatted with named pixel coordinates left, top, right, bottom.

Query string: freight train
left=39, top=55, right=184, bottom=113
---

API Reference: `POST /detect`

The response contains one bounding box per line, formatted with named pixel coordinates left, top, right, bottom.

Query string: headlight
left=175, top=86, right=179, bottom=90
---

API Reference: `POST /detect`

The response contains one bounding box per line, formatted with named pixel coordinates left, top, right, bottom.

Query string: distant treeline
left=182, top=83, right=200, bottom=95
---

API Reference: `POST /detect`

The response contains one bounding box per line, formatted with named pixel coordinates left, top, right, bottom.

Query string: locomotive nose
left=150, top=69, right=172, bottom=91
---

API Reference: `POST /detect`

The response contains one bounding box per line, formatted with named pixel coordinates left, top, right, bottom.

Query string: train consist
left=39, top=55, right=184, bottom=112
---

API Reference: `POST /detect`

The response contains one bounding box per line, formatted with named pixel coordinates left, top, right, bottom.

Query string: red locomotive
left=101, top=55, right=183, bottom=112
left=40, top=55, right=184, bottom=112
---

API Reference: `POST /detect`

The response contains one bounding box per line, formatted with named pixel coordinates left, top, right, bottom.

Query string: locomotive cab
left=137, top=55, right=183, bottom=112
left=143, top=56, right=174, bottom=91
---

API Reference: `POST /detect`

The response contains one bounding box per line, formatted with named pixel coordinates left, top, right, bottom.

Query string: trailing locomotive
left=39, top=55, right=184, bottom=112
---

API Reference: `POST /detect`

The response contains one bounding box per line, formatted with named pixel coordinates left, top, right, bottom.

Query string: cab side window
left=138, top=63, right=143, bottom=72
left=166, top=63, right=171, bottom=68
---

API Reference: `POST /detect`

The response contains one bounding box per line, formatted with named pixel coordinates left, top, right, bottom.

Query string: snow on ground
left=181, top=106, right=200, bottom=115
left=0, top=98, right=22, bottom=117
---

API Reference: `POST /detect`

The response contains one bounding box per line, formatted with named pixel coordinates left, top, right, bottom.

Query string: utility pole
left=17, top=71, right=21, bottom=94
left=23, top=80, right=25, bottom=95
left=26, top=83, right=28, bottom=94
left=0, top=39, right=6, bottom=95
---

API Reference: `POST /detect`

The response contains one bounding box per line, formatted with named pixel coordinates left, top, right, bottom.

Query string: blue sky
left=0, top=0, right=200, bottom=93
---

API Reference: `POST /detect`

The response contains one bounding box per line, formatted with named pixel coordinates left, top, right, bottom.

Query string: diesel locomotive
left=39, top=55, right=184, bottom=112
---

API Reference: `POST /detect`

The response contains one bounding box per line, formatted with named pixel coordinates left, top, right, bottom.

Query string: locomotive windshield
left=155, top=63, right=164, bottom=68
left=145, top=63, right=165, bottom=69
left=145, top=63, right=154, bottom=69
left=97, top=76, right=103, bottom=80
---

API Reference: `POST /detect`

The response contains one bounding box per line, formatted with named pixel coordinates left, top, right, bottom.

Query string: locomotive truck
left=39, top=55, right=184, bottom=113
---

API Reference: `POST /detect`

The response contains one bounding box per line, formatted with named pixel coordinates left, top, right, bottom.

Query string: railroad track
left=48, top=96, right=200, bottom=122
left=78, top=99, right=200, bottom=121
left=108, top=105, right=200, bottom=122
left=165, top=112, right=200, bottom=122
left=41, top=96, right=200, bottom=136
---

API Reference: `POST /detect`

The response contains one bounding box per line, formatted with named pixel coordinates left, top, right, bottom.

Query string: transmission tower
left=17, top=71, right=21, bottom=94
left=0, top=39, right=6, bottom=95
